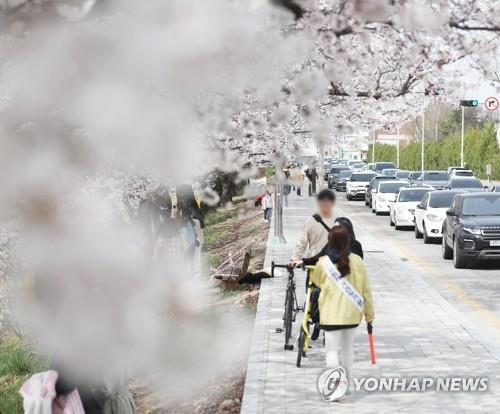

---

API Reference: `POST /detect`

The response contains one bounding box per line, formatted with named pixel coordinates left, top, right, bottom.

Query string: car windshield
left=331, top=166, right=349, bottom=174
left=462, top=196, right=500, bottom=216
left=423, top=171, right=448, bottom=181
left=379, top=182, right=407, bottom=193
left=375, top=162, right=396, bottom=171
left=396, top=171, right=410, bottom=179
left=382, top=169, right=397, bottom=176
left=399, top=189, right=430, bottom=202
left=428, top=192, right=459, bottom=208
left=351, top=173, right=376, bottom=182
left=339, top=171, right=351, bottom=178
left=451, top=179, right=482, bottom=188
left=454, top=170, right=473, bottom=177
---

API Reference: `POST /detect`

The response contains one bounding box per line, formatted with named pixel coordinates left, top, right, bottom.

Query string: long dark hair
left=327, top=226, right=351, bottom=277
left=335, top=217, right=356, bottom=241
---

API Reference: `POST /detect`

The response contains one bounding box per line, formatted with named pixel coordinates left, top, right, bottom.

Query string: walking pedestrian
left=283, top=183, right=291, bottom=208
left=290, top=189, right=336, bottom=264
left=301, top=217, right=364, bottom=266
left=309, top=225, right=374, bottom=396
left=176, top=184, right=205, bottom=278
left=262, top=190, right=274, bottom=223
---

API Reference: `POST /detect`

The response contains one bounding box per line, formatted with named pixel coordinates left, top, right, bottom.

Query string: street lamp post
left=421, top=113, right=425, bottom=172
left=461, top=105, right=465, bottom=167
left=371, top=128, right=376, bottom=163
left=396, top=126, right=400, bottom=168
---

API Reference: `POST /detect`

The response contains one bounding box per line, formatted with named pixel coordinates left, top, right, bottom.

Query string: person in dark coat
left=301, top=217, right=363, bottom=266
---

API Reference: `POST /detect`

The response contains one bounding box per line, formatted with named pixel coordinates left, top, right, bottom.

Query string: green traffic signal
left=460, top=100, right=478, bottom=107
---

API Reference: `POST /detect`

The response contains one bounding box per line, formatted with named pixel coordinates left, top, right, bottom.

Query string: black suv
left=442, top=193, right=500, bottom=268
left=328, top=165, right=350, bottom=189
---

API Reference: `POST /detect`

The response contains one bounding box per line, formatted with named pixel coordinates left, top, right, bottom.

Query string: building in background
left=325, top=130, right=370, bottom=161
left=375, top=123, right=413, bottom=148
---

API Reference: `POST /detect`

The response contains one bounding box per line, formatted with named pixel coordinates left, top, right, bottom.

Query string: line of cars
left=332, top=162, right=500, bottom=269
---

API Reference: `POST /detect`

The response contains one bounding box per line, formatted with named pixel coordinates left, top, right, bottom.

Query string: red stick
left=368, top=333, right=376, bottom=364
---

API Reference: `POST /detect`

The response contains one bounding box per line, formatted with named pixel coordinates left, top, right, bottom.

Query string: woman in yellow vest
left=310, top=225, right=374, bottom=386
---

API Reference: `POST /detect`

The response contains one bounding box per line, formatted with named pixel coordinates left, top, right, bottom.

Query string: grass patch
left=0, top=337, right=48, bottom=414
left=203, top=227, right=229, bottom=250
left=204, top=209, right=238, bottom=227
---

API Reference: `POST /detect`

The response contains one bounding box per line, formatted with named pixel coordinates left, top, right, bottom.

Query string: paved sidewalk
left=241, top=192, right=500, bottom=413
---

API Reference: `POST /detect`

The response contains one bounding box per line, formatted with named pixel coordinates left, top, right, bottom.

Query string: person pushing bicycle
left=290, top=189, right=336, bottom=265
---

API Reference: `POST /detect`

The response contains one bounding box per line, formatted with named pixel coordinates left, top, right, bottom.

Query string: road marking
left=357, top=217, right=500, bottom=330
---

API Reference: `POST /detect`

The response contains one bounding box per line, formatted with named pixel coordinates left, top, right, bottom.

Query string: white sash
left=322, top=256, right=364, bottom=312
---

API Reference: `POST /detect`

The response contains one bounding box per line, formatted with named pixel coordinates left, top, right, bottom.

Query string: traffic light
left=460, top=100, right=478, bottom=107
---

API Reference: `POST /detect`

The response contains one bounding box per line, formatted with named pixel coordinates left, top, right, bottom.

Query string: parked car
left=365, top=176, right=395, bottom=208
left=449, top=169, right=474, bottom=178
left=395, top=170, right=411, bottom=180
left=373, top=181, right=409, bottom=215
left=408, top=171, right=422, bottom=185
left=417, top=171, right=449, bottom=189
left=446, top=177, right=485, bottom=192
left=442, top=193, right=500, bottom=268
left=381, top=168, right=398, bottom=177
left=390, top=187, right=432, bottom=230
left=328, top=165, right=351, bottom=188
left=346, top=172, right=377, bottom=201
left=336, top=170, right=352, bottom=191
left=446, top=166, right=468, bottom=175
left=414, top=190, right=463, bottom=243
left=350, top=162, right=365, bottom=172
left=374, top=161, right=396, bottom=174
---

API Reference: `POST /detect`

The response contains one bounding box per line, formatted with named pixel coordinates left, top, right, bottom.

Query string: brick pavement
left=241, top=192, right=500, bottom=413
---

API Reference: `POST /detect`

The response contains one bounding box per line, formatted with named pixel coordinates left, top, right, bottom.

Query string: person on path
left=262, top=190, right=274, bottom=223
left=176, top=184, right=205, bottom=278
left=301, top=217, right=363, bottom=266
left=283, top=183, right=291, bottom=208
left=290, top=189, right=336, bottom=263
left=309, top=225, right=374, bottom=395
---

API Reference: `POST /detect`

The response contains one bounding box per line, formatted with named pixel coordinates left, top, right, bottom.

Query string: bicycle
left=296, top=265, right=315, bottom=367
left=271, top=262, right=303, bottom=350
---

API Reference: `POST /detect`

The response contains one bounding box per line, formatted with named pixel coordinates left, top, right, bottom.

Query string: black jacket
left=302, top=240, right=363, bottom=266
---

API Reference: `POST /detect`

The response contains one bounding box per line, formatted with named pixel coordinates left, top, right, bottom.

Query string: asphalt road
left=335, top=188, right=500, bottom=357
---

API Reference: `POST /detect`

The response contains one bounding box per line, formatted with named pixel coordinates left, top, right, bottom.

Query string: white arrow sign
left=485, top=96, right=499, bottom=112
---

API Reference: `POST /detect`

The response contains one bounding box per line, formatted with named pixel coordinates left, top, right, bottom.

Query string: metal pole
left=396, top=126, right=400, bottom=168
left=274, top=161, right=286, bottom=244
left=461, top=105, right=465, bottom=167
left=421, top=114, right=425, bottom=172
left=372, top=128, right=375, bottom=163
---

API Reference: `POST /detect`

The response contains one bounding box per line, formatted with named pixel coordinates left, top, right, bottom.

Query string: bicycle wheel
left=284, top=289, right=294, bottom=350
left=296, top=328, right=305, bottom=367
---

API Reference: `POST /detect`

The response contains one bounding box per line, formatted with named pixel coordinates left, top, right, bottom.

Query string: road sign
left=485, top=97, right=499, bottom=112
left=486, top=164, right=492, bottom=176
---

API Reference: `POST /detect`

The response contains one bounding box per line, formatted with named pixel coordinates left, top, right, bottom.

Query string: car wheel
left=453, top=238, right=468, bottom=268
left=347, top=195, right=352, bottom=201
left=390, top=216, right=395, bottom=226
left=414, top=222, right=423, bottom=239
left=423, top=224, right=432, bottom=244
left=442, top=234, right=453, bottom=259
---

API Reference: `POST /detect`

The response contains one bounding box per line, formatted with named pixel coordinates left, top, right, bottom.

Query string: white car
left=373, top=181, right=409, bottom=214
left=449, top=169, right=474, bottom=178
left=390, top=187, right=432, bottom=230
left=346, top=172, right=377, bottom=200
left=414, top=190, right=463, bottom=243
